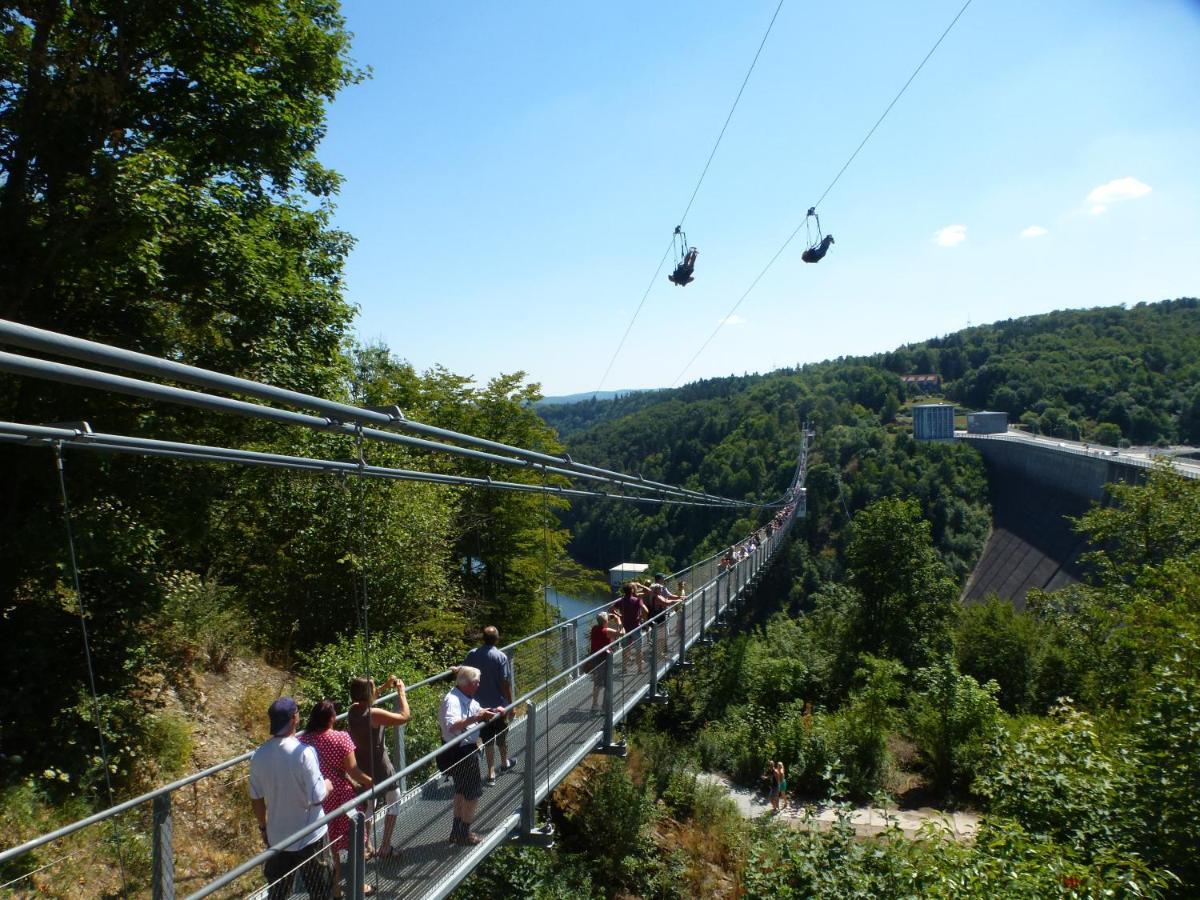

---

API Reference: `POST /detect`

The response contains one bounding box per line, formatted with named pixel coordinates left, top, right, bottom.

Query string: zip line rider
left=801, top=207, right=835, bottom=264
left=668, top=225, right=698, bottom=286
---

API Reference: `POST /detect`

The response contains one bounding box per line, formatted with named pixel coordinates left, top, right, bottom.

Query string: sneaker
left=459, top=831, right=483, bottom=846
left=500, top=759, right=518, bottom=773
left=485, top=774, right=497, bottom=786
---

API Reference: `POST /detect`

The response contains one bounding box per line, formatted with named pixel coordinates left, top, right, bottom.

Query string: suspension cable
left=671, top=0, right=975, bottom=388
left=0, top=343, right=745, bottom=507
left=52, top=444, right=131, bottom=899
left=1, top=422, right=791, bottom=509
left=595, top=0, right=788, bottom=392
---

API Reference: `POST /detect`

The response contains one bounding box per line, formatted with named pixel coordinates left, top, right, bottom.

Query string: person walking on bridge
left=438, top=666, right=503, bottom=846
left=613, top=582, right=649, bottom=673
left=248, top=697, right=333, bottom=900
left=463, top=626, right=516, bottom=785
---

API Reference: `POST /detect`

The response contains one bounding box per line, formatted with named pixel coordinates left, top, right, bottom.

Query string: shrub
left=158, top=571, right=246, bottom=673
left=743, top=814, right=1172, bottom=899
left=452, top=844, right=598, bottom=899
left=906, top=657, right=1002, bottom=798
left=956, top=598, right=1046, bottom=712
left=976, top=701, right=1137, bottom=854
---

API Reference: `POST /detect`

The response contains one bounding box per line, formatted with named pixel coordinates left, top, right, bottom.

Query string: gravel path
left=697, top=772, right=980, bottom=841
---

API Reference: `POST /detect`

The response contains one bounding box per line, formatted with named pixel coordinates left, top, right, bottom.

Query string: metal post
left=569, top=621, right=579, bottom=679
left=594, top=649, right=625, bottom=756
left=519, top=700, right=555, bottom=844
left=699, top=586, right=707, bottom=643
left=521, top=701, right=538, bottom=836
left=346, top=810, right=365, bottom=900
left=681, top=600, right=691, bottom=657
left=396, top=724, right=408, bottom=794
left=647, top=622, right=667, bottom=703
left=151, top=793, right=174, bottom=900
left=679, top=599, right=693, bottom=667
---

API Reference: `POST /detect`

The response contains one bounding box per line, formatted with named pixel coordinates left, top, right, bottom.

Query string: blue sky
left=321, top=0, right=1200, bottom=396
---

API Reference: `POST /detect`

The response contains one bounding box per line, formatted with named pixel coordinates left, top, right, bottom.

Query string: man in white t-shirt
left=438, top=666, right=503, bottom=846
left=249, top=697, right=334, bottom=899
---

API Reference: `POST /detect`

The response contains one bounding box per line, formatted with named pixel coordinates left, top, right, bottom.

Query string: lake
left=544, top=587, right=609, bottom=623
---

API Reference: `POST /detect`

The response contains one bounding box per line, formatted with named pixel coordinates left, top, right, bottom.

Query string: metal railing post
left=346, top=810, right=366, bottom=900
left=569, top=621, right=579, bottom=678
left=699, top=586, right=707, bottom=643
left=152, top=793, right=174, bottom=900
left=647, top=622, right=667, bottom=703
left=678, top=600, right=693, bottom=667
left=648, top=621, right=658, bottom=697
left=521, top=701, right=538, bottom=836
left=396, top=724, right=408, bottom=793
left=593, top=649, right=626, bottom=756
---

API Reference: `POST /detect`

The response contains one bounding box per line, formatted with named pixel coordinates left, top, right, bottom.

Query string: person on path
left=463, top=626, right=515, bottom=784
left=348, top=675, right=411, bottom=858
left=299, top=700, right=375, bottom=896
left=248, top=697, right=333, bottom=900
left=769, top=760, right=788, bottom=813
left=437, top=666, right=503, bottom=846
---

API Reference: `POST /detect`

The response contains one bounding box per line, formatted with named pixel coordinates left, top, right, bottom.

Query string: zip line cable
left=595, top=0, right=788, bottom=392
left=671, top=0, right=975, bottom=388
left=53, top=445, right=131, bottom=900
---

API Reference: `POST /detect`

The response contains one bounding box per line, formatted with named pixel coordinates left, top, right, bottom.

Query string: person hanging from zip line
left=669, top=246, right=699, bottom=286
left=668, top=225, right=699, bottom=286
left=802, top=234, right=835, bottom=263
left=801, top=207, right=835, bottom=263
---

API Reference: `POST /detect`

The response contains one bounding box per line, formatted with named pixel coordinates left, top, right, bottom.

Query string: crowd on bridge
left=245, top=502, right=796, bottom=897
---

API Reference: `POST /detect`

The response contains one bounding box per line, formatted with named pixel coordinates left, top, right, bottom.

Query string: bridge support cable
left=52, top=444, right=132, bottom=900
left=0, top=320, right=755, bottom=508
left=0, top=421, right=780, bottom=510
left=670, top=0, right=976, bottom=388
left=596, top=0, right=788, bottom=391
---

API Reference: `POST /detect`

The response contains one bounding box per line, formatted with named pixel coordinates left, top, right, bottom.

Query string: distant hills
left=535, top=388, right=656, bottom=407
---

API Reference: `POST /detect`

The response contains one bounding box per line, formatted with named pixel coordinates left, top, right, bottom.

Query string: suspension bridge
left=0, top=320, right=809, bottom=899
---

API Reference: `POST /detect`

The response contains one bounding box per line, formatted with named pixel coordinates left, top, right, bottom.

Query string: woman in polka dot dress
left=300, top=700, right=374, bottom=895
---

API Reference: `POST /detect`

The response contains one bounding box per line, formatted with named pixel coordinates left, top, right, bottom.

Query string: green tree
left=845, top=497, right=958, bottom=672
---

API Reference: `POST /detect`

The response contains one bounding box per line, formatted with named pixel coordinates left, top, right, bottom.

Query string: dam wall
left=958, top=435, right=1141, bottom=609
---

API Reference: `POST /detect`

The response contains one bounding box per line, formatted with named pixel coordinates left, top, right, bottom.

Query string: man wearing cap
left=249, top=698, right=334, bottom=899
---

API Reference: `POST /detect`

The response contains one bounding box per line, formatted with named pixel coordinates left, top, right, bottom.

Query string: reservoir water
left=545, top=587, right=609, bottom=623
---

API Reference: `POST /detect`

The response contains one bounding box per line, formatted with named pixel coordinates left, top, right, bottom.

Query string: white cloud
left=1020, top=225, right=1048, bottom=238
left=933, top=224, right=967, bottom=247
left=1086, top=176, right=1151, bottom=215
left=718, top=314, right=746, bottom=326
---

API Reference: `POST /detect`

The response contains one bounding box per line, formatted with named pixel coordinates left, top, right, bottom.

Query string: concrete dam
left=956, top=433, right=1196, bottom=610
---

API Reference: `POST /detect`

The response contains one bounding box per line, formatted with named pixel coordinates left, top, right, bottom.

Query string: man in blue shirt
left=463, top=625, right=515, bottom=784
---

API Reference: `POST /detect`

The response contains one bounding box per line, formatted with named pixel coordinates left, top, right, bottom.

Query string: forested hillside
left=541, top=362, right=990, bottom=585
left=893, top=298, right=1200, bottom=445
